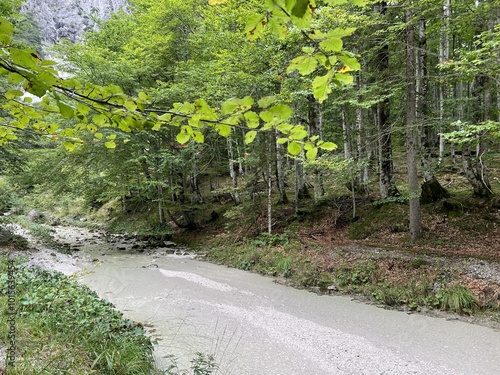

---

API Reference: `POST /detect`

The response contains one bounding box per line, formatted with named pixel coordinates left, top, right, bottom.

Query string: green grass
left=0, top=255, right=157, bottom=374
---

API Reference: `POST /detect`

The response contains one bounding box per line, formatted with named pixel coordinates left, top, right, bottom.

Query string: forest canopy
left=1, top=0, right=500, bottom=242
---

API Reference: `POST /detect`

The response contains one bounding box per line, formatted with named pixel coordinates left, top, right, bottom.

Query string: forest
left=0, top=0, right=500, bottom=372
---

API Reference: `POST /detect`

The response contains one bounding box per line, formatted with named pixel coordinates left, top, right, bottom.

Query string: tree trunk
left=191, top=152, right=204, bottom=204
left=308, top=94, right=325, bottom=200
left=375, top=1, right=400, bottom=199
left=406, top=7, right=422, bottom=242
left=227, top=138, right=241, bottom=205
left=355, top=74, right=370, bottom=195
left=460, top=74, right=493, bottom=198
left=267, top=133, right=273, bottom=234
left=275, top=130, right=289, bottom=204
left=417, top=14, right=449, bottom=203
left=438, top=0, right=451, bottom=166
left=341, top=104, right=352, bottom=160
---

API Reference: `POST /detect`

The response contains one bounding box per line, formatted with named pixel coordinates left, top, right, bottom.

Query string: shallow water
left=47, top=227, right=500, bottom=374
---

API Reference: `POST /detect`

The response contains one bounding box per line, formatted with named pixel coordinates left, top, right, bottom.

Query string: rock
left=27, top=209, right=43, bottom=222
left=163, top=241, right=177, bottom=247
left=50, top=217, right=61, bottom=226
left=21, top=0, right=128, bottom=45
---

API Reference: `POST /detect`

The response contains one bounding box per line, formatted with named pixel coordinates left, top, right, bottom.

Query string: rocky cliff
left=20, top=0, right=128, bottom=44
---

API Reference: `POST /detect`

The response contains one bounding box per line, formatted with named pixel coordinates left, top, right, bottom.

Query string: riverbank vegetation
left=0, top=250, right=158, bottom=374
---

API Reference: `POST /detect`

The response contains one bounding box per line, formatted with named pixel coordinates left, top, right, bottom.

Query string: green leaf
left=290, top=127, right=309, bottom=140
left=124, top=100, right=137, bottom=111
left=57, top=101, right=74, bottom=119
left=10, top=48, right=39, bottom=69
left=192, top=131, right=204, bottom=143
left=245, top=14, right=266, bottom=41
left=104, top=141, right=116, bottom=149
left=5, top=89, right=23, bottom=99
left=64, top=142, right=76, bottom=151
left=269, top=104, right=293, bottom=120
left=221, top=98, right=240, bottom=115
left=312, top=70, right=334, bottom=103
left=92, top=114, right=107, bottom=126
left=176, top=132, right=191, bottom=144
left=287, top=55, right=318, bottom=75
left=335, top=72, right=354, bottom=85
left=339, top=55, right=361, bottom=71
left=314, top=53, right=328, bottom=67
left=0, top=33, right=12, bottom=45
left=320, top=37, right=343, bottom=52
left=8, top=72, right=25, bottom=85
left=319, top=141, right=337, bottom=151
left=24, top=81, right=48, bottom=97
left=306, top=147, right=318, bottom=159
left=277, top=123, right=294, bottom=134
left=257, top=96, right=277, bottom=109
left=38, top=72, right=59, bottom=86
left=291, top=18, right=311, bottom=31
left=40, top=60, right=58, bottom=66
left=327, top=27, right=356, bottom=39
left=277, top=137, right=288, bottom=144
left=241, top=96, right=255, bottom=107
left=268, top=18, right=287, bottom=40
left=260, top=111, right=274, bottom=123
left=138, top=92, right=151, bottom=101
left=158, top=113, right=172, bottom=122
left=245, top=130, right=258, bottom=144
left=288, top=141, right=302, bottom=155
left=291, top=0, right=310, bottom=18
left=244, top=111, right=260, bottom=128
left=77, top=103, right=90, bottom=115
left=87, top=124, right=97, bottom=133
left=216, top=124, right=231, bottom=137
left=0, top=17, right=14, bottom=37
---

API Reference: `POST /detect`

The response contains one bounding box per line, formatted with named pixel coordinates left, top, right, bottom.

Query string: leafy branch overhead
left=0, top=9, right=337, bottom=158
left=243, top=0, right=364, bottom=103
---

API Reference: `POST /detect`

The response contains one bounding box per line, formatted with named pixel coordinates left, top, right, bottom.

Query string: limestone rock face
left=21, top=0, right=128, bottom=44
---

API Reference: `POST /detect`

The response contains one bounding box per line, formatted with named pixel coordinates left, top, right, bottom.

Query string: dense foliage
left=1, top=0, right=500, bottom=239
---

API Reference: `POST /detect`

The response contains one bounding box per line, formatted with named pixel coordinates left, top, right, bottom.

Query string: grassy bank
left=0, top=252, right=158, bottom=374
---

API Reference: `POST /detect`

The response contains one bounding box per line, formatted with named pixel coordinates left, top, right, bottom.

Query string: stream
left=24, top=226, right=500, bottom=374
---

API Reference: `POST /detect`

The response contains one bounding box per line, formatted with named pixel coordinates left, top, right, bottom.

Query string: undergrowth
left=0, top=256, right=156, bottom=374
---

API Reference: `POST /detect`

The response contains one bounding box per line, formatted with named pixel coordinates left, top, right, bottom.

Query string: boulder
left=27, top=209, right=43, bottom=222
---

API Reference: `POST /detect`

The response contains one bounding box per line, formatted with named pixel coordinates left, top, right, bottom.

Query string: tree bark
left=406, top=7, right=422, bottom=242
left=417, top=14, right=449, bottom=203
left=308, top=94, right=325, bottom=200
left=267, top=133, right=273, bottom=234
left=375, top=1, right=400, bottom=199
left=227, top=138, right=241, bottom=205
left=275, top=130, right=289, bottom=204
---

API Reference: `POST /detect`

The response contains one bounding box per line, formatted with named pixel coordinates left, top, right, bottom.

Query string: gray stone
left=27, top=209, right=43, bottom=222
left=21, top=0, right=128, bottom=45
